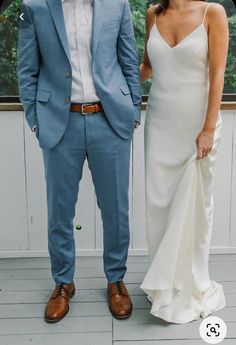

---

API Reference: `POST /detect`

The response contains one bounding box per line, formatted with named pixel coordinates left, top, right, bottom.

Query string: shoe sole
left=44, top=289, right=75, bottom=323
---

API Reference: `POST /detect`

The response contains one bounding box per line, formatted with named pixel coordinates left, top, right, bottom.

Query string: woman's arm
left=196, top=4, right=229, bottom=160
left=140, top=7, right=155, bottom=82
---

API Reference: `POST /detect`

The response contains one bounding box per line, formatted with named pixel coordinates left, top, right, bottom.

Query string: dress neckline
left=152, top=23, right=207, bottom=50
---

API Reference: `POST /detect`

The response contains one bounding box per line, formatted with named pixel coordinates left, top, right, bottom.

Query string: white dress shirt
left=61, top=0, right=99, bottom=103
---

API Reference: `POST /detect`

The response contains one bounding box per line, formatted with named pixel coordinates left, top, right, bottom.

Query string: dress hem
left=140, top=281, right=225, bottom=324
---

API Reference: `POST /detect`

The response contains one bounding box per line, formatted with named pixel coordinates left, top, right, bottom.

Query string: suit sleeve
left=17, top=0, right=39, bottom=130
left=117, top=0, right=142, bottom=123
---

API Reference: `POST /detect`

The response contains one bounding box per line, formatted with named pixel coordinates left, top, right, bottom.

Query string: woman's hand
left=196, top=129, right=214, bottom=160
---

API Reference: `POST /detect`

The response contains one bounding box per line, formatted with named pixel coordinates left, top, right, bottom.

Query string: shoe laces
left=51, top=284, right=69, bottom=299
left=118, top=281, right=128, bottom=296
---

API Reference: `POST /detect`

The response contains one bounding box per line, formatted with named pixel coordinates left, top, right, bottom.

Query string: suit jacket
left=17, top=0, right=142, bottom=149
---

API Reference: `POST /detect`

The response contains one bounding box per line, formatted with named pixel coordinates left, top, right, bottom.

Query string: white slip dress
left=141, top=3, right=225, bottom=324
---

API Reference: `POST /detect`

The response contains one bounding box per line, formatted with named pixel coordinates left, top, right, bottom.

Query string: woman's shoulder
left=206, top=2, right=226, bottom=15
left=146, top=4, right=160, bottom=18
left=205, top=2, right=227, bottom=22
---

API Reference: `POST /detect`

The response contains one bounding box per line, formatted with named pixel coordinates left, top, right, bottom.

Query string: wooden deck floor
left=0, top=255, right=235, bottom=345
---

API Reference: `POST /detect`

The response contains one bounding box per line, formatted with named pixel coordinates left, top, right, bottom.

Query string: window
left=0, top=0, right=235, bottom=98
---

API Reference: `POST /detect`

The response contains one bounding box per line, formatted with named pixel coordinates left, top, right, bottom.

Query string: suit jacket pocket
left=36, top=90, right=50, bottom=102
left=120, top=84, right=131, bottom=95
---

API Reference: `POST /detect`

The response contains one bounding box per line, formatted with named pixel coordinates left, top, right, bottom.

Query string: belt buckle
left=81, top=103, right=93, bottom=115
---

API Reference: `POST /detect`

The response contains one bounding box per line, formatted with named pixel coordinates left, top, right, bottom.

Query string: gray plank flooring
left=0, top=255, right=235, bottom=345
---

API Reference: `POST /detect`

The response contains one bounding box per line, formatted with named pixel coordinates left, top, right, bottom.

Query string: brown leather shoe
left=44, top=282, right=75, bottom=323
left=107, top=281, right=133, bottom=319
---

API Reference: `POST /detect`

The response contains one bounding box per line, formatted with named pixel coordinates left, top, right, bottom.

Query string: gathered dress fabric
left=141, top=4, right=225, bottom=324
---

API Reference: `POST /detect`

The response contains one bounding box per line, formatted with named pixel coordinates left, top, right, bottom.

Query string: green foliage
left=131, top=0, right=236, bottom=94
left=225, top=14, right=236, bottom=92
left=0, top=0, right=22, bottom=96
left=0, top=0, right=235, bottom=96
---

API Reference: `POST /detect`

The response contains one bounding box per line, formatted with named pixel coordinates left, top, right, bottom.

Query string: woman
left=140, top=0, right=229, bottom=323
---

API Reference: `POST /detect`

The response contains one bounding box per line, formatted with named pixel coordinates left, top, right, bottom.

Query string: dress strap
left=202, top=3, right=213, bottom=24
left=151, top=12, right=157, bottom=30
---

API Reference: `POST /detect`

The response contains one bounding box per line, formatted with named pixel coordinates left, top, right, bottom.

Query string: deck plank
left=0, top=268, right=235, bottom=282
left=0, top=316, right=111, bottom=335
left=0, top=302, right=110, bottom=318
left=0, top=254, right=235, bottom=269
left=0, top=279, right=235, bottom=293
left=114, top=340, right=236, bottom=345
left=0, top=255, right=235, bottom=344
left=0, top=332, right=112, bottom=345
left=0, top=290, right=235, bottom=307
left=113, top=307, right=236, bottom=324
left=113, top=320, right=236, bottom=341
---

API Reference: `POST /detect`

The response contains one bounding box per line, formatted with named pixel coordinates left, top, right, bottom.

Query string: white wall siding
left=0, top=109, right=235, bottom=257
left=0, top=112, right=28, bottom=252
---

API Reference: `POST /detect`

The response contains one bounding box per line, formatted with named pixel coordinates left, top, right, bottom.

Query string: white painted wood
left=1, top=247, right=236, bottom=258
left=0, top=275, right=234, bottom=293
left=230, top=109, right=236, bottom=246
left=112, top=307, right=236, bottom=324
left=0, top=112, right=28, bottom=251
left=132, top=113, right=148, bottom=249
left=113, top=320, right=236, bottom=341
left=212, top=111, right=234, bottom=247
left=0, top=316, right=111, bottom=335
left=0, top=333, right=112, bottom=345
left=1, top=267, right=236, bottom=280
left=0, top=302, right=110, bottom=318
left=0, top=255, right=234, bottom=344
left=0, top=289, right=111, bottom=304
left=0, top=248, right=150, bottom=258
left=0, top=254, right=151, bottom=270
left=114, top=341, right=236, bottom=345
left=0, top=109, right=236, bottom=256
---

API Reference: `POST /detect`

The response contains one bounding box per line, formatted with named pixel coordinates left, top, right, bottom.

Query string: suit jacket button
left=64, top=97, right=70, bottom=103
left=65, top=72, right=71, bottom=78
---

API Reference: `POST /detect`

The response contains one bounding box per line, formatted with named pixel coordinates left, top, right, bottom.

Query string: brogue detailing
left=108, top=281, right=133, bottom=319
left=44, top=283, right=75, bottom=323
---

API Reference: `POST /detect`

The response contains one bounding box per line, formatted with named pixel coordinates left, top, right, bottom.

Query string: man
left=18, top=0, right=141, bottom=323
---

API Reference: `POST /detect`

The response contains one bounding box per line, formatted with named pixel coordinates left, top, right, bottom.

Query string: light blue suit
left=18, top=0, right=141, bottom=284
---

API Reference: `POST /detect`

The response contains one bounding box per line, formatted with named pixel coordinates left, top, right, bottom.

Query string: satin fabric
left=141, top=4, right=225, bottom=323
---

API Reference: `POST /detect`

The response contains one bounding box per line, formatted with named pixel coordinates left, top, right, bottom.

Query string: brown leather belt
left=70, top=102, right=103, bottom=115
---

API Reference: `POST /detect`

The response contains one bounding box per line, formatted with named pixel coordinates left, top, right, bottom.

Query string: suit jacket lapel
left=46, top=0, right=70, bottom=62
left=92, top=0, right=104, bottom=58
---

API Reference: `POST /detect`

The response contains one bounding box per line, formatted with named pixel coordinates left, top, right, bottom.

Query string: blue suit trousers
left=42, top=111, right=132, bottom=284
